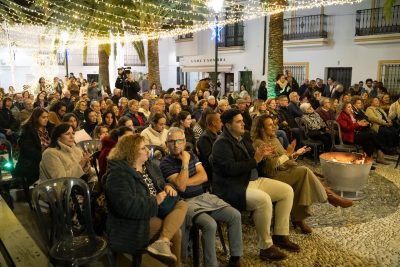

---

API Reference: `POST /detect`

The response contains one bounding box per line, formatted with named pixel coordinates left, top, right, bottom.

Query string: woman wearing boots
left=251, top=115, right=353, bottom=234
left=337, top=102, right=388, bottom=164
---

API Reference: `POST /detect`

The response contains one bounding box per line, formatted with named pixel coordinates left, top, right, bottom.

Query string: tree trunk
left=267, top=11, right=284, bottom=98
left=98, top=43, right=111, bottom=95
left=147, top=39, right=161, bottom=90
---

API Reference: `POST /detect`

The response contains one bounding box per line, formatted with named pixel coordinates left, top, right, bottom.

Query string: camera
left=118, top=67, right=132, bottom=80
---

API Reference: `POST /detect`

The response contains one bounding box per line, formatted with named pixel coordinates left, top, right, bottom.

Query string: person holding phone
left=251, top=114, right=353, bottom=234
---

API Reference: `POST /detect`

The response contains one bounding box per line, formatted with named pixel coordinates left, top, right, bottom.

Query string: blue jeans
left=276, top=129, right=289, bottom=149
left=194, top=206, right=243, bottom=267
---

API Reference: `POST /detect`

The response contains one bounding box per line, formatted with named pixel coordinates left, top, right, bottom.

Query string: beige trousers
left=246, top=178, right=294, bottom=249
left=149, top=200, right=188, bottom=267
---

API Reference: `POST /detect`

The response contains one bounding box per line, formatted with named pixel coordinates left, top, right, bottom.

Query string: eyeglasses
left=167, top=139, right=185, bottom=145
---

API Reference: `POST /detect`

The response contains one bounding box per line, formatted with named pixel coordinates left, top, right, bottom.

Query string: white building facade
left=0, top=0, right=399, bottom=96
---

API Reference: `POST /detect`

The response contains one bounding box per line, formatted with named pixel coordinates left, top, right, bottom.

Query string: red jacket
left=336, top=111, right=362, bottom=143
left=99, top=136, right=117, bottom=180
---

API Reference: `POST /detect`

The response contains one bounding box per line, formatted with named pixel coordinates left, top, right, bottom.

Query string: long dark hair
left=21, top=107, right=48, bottom=131
left=49, top=123, right=73, bottom=149
left=102, top=110, right=117, bottom=129
left=50, top=101, right=67, bottom=119
left=198, top=107, right=214, bottom=130
left=259, top=81, right=266, bottom=89
left=177, top=111, right=191, bottom=127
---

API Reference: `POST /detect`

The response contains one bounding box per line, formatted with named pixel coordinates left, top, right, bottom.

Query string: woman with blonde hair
left=168, top=102, right=182, bottom=126
left=251, top=99, right=268, bottom=119
left=104, top=134, right=188, bottom=266
left=251, top=115, right=353, bottom=234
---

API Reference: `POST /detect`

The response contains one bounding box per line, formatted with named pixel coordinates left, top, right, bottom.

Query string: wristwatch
left=181, top=165, right=189, bottom=170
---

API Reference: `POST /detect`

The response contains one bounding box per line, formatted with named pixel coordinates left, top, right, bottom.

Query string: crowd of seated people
left=0, top=71, right=399, bottom=266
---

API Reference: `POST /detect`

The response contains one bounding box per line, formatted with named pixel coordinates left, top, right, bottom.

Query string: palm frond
left=384, top=0, right=396, bottom=22
left=132, top=41, right=145, bottom=64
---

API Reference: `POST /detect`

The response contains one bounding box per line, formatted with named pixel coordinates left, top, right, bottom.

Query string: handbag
left=158, top=195, right=179, bottom=219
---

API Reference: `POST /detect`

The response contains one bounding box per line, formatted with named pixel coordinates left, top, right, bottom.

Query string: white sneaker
left=147, top=240, right=177, bottom=263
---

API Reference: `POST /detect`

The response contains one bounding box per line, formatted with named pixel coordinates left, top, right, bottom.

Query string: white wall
left=158, top=38, right=179, bottom=90
left=174, top=0, right=400, bottom=93
left=283, top=1, right=400, bottom=84
left=176, top=17, right=268, bottom=94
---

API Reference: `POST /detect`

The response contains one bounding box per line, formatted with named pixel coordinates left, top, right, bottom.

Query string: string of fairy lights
left=0, top=0, right=363, bottom=50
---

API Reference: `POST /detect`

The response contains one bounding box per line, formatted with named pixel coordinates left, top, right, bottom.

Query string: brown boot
left=272, top=235, right=300, bottom=252
left=259, top=245, right=287, bottom=261
left=292, top=220, right=313, bottom=234
left=376, top=150, right=389, bottom=165
left=325, top=187, right=353, bottom=208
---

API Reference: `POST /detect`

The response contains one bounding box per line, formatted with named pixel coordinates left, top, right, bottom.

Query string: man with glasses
left=160, top=127, right=244, bottom=267
left=212, top=109, right=299, bottom=261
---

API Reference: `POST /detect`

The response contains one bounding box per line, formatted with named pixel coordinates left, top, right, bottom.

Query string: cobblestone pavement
left=206, top=154, right=400, bottom=267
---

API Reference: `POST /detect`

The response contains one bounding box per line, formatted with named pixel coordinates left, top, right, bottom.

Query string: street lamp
left=208, top=0, right=224, bottom=93
left=61, top=31, right=69, bottom=76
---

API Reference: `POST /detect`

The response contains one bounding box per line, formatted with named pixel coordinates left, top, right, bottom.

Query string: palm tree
left=147, top=39, right=161, bottom=89
left=264, top=0, right=287, bottom=98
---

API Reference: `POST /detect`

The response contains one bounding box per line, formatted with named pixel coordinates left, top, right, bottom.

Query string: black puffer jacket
left=104, top=159, right=165, bottom=254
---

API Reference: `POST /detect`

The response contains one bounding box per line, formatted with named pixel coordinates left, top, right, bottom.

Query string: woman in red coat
left=98, top=126, right=134, bottom=179
left=336, top=102, right=387, bottom=164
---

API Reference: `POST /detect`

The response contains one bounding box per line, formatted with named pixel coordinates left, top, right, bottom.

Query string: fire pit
left=320, top=152, right=372, bottom=200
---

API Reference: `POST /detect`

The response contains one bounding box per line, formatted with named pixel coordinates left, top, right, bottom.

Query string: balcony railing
left=355, top=5, right=400, bottom=36
left=124, top=55, right=145, bottom=66
left=218, top=22, right=244, bottom=47
left=176, top=33, right=194, bottom=40
left=83, top=53, right=99, bottom=66
left=283, top=14, right=327, bottom=41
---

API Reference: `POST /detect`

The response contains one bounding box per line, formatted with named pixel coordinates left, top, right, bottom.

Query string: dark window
left=284, top=64, right=307, bottom=85
left=327, top=67, right=352, bottom=90
left=380, top=63, right=400, bottom=98
left=176, top=33, right=194, bottom=40
left=218, top=21, right=244, bottom=47
left=57, top=51, right=65, bottom=66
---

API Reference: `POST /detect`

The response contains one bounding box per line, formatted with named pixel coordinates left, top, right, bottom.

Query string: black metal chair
left=77, top=139, right=102, bottom=155
left=295, top=117, right=324, bottom=165
left=32, top=177, right=114, bottom=267
left=326, top=120, right=359, bottom=153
